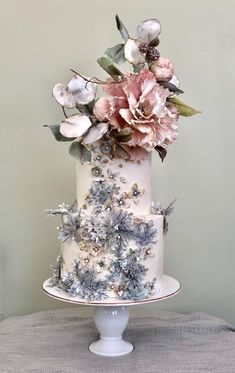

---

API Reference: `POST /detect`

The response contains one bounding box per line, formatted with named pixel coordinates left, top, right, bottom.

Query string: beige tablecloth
left=0, top=308, right=234, bottom=372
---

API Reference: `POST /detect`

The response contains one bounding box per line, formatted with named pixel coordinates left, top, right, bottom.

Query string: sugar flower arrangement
left=46, top=15, right=199, bottom=162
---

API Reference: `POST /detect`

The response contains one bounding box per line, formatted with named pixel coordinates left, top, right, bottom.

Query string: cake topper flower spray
left=45, top=15, right=199, bottom=162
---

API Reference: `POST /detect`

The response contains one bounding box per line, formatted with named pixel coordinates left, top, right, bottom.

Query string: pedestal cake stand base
left=43, top=275, right=180, bottom=357
left=89, top=306, right=133, bottom=356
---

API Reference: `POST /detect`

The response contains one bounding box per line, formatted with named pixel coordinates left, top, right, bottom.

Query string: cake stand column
left=89, top=305, right=133, bottom=356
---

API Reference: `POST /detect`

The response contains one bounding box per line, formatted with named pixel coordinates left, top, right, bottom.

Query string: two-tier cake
left=45, top=15, right=198, bottom=301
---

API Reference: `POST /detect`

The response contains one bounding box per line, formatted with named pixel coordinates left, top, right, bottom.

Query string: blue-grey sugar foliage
left=90, top=208, right=135, bottom=250
left=48, top=175, right=162, bottom=301
left=55, top=262, right=108, bottom=300
left=49, top=255, right=63, bottom=286
left=151, top=198, right=176, bottom=235
left=134, top=220, right=157, bottom=246
left=58, top=207, right=82, bottom=242
left=109, top=250, right=149, bottom=299
left=87, top=180, right=114, bottom=206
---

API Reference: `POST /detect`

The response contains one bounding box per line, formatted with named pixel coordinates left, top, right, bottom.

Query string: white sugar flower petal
left=67, top=75, right=97, bottom=105
left=169, top=74, right=180, bottom=88
left=60, top=115, right=92, bottom=138
left=137, top=19, right=161, bottom=44
left=124, top=39, right=145, bottom=65
left=83, top=122, right=109, bottom=144
left=52, top=83, right=76, bottom=108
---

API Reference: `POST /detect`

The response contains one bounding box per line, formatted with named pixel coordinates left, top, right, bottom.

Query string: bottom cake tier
left=49, top=213, right=165, bottom=301
left=43, top=274, right=181, bottom=305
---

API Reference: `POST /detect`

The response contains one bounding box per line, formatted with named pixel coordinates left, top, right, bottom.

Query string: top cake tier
left=76, top=151, right=152, bottom=215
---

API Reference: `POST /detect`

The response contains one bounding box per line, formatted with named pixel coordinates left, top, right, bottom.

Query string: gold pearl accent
left=79, top=241, right=86, bottom=251
left=91, top=166, right=102, bottom=177
left=117, top=285, right=125, bottom=297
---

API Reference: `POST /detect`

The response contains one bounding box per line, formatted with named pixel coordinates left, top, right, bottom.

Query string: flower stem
left=62, top=106, right=68, bottom=118
left=70, top=69, right=126, bottom=85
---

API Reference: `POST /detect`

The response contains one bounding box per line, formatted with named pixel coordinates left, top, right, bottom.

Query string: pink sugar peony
left=93, top=69, right=179, bottom=161
left=150, top=57, right=174, bottom=82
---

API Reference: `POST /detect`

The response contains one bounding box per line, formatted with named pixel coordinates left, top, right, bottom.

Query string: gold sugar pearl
left=117, top=285, right=125, bottom=297
left=92, top=246, right=100, bottom=255
left=91, top=166, right=102, bottom=177
left=79, top=241, right=86, bottom=251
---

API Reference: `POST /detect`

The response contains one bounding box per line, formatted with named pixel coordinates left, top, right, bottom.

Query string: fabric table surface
left=0, top=308, right=234, bottom=373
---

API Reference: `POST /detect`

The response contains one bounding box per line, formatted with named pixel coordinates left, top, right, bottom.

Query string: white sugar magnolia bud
left=52, top=75, right=97, bottom=108
left=52, top=83, right=76, bottom=108
left=60, top=115, right=92, bottom=138
left=67, top=75, right=97, bottom=105
left=124, top=39, right=145, bottom=65
left=83, top=122, right=109, bottom=144
left=137, top=19, right=161, bottom=44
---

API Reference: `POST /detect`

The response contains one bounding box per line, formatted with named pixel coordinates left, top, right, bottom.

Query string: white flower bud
left=124, top=38, right=145, bottom=65
left=52, top=75, right=97, bottom=108
left=137, top=19, right=161, bottom=44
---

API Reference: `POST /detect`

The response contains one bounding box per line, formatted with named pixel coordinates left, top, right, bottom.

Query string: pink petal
left=103, top=80, right=125, bottom=97
left=119, top=108, right=133, bottom=124
left=122, top=145, right=150, bottom=162
left=93, top=97, right=111, bottom=122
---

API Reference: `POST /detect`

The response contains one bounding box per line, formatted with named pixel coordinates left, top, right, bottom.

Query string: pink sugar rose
left=93, top=69, right=179, bottom=161
left=150, top=57, right=174, bottom=82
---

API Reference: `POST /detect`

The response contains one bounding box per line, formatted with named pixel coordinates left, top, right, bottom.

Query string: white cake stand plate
left=43, top=275, right=180, bottom=357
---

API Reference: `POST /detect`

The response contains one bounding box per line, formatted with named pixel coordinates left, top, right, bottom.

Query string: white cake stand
left=43, top=275, right=180, bottom=357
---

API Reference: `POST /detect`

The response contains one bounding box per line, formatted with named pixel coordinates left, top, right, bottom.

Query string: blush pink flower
left=93, top=69, right=179, bottom=160
left=150, top=57, right=174, bottom=82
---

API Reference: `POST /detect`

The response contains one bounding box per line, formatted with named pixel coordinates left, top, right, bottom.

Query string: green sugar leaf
left=105, top=44, right=126, bottom=64
left=44, top=124, right=76, bottom=142
left=97, top=56, right=123, bottom=79
left=115, top=15, right=130, bottom=42
left=169, top=97, right=200, bottom=117
left=69, top=142, right=91, bottom=163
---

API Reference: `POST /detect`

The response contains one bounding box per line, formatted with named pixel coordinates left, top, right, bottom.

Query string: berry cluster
left=138, top=43, right=160, bottom=61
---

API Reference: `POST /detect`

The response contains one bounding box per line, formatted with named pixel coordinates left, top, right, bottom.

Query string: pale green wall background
left=1, top=0, right=235, bottom=323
